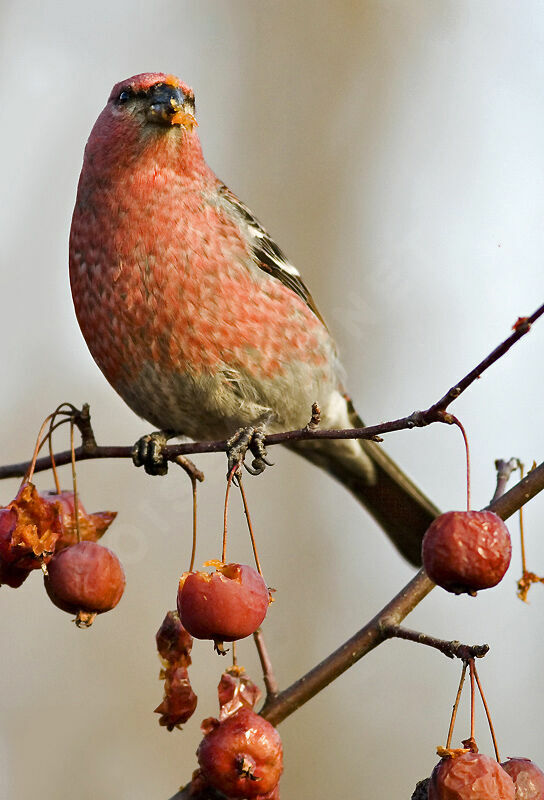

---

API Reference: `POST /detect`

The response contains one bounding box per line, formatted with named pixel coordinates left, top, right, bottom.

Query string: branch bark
left=257, top=461, right=543, bottom=726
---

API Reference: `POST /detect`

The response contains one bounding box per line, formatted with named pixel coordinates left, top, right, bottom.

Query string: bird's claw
left=226, top=426, right=273, bottom=477
left=132, top=430, right=173, bottom=476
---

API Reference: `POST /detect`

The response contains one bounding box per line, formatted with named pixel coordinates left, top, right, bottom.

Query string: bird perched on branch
left=69, top=72, right=438, bottom=565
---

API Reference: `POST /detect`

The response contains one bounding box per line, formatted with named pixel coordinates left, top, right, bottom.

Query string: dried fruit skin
left=156, top=610, right=193, bottom=665
left=501, top=758, right=544, bottom=799
left=41, top=490, right=116, bottom=550
left=422, top=510, right=511, bottom=594
left=154, top=664, right=198, bottom=729
left=0, top=484, right=61, bottom=578
left=218, top=670, right=261, bottom=719
left=177, top=564, right=270, bottom=642
left=429, top=752, right=515, bottom=799
left=44, top=541, right=125, bottom=615
left=197, top=708, right=283, bottom=798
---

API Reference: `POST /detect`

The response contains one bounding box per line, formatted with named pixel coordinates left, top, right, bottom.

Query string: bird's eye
left=117, top=90, right=131, bottom=104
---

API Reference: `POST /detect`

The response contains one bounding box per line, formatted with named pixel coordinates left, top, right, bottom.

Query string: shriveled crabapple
left=197, top=708, right=283, bottom=798
left=501, top=757, right=544, bottom=799
left=0, top=484, right=61, bottom=580
left=177, top=563, right=270, bottom=650
left=429, top=751, right=515, bottom=799
left=44, top=541, right=125, bottom=627
left=422, top=510, right=511, bottom=595
left=154, top=664, right=198, bottom=730
left=40, top=489, right=116, bottom=550
left=156, top=610, right=193, bottom=665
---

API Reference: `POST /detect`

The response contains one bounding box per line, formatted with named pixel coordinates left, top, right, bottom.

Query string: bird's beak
left=146, top=87, right=197, bottom=131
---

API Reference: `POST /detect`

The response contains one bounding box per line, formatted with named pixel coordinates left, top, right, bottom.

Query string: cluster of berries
left=193, top=667, right=282, bottom=798
left=153, top=613, right=282, bottom=798
left=419, top=751, right=544, bottom=799
left=0, top=481, right=124, bottom=627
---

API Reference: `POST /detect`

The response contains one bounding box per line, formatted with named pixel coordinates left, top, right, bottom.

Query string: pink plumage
left=70, top=73, right=439, bottom=565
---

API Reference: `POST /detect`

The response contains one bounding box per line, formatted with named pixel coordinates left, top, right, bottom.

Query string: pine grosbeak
left=69, top=73, right=438, bottom=565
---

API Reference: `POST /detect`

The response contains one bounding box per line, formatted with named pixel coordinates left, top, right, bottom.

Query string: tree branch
left=257, top=461, right=543, bottom=726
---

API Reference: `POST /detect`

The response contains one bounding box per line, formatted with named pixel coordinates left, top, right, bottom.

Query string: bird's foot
left=132, top=430, right=175, bottom=476
left=226, top=425, right=274, bottom=477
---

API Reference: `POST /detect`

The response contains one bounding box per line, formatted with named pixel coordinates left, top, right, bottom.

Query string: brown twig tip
left=73, top=403, right=98, bottom=452
left=491, top=458, right=519, bottom=503
left=381, top=624, right=489, bottom=661
left=305, top=402, right=321, bottom=431
left=174, top=454, right=205, bottom=483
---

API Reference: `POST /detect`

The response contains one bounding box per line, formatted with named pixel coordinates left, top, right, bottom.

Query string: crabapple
left=197, top=708, right=282, bottom=798
left=422, top=511, right=511, bottom=595
left=44, top=541, right=125, bottom=627
left=177, top=563, right=270, bottom=647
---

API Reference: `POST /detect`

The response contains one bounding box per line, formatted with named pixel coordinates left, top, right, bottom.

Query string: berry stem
left=445, top=661, right=467, bottom=749
left=518, top=461, right=527, bottom=574
left=450, top=415, right=471, bottom=511
left=70, top=420, right=82, bottom=544
left=23, top=403, right=79, bottom=486
left=222, top=465, right=237, bottom=563
left=469, top=658, right=476, bottom=742
left=24, top=413, right=57, bottom=485
left=48, top=431, right=61, bottom=494
left=188, top=475, right=197, bottom=573
left=472, top=661, right=501, bottom=762
left=237, top=476, right=263, bottom=577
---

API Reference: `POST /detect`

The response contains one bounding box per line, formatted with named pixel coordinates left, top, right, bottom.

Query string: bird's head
left=82, top=73, right=202, bottom=176
left=108, top=73, right=197, bottom=133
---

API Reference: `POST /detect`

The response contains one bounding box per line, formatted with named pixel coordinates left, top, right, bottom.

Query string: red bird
left=69, top=73, right=438, bottom=565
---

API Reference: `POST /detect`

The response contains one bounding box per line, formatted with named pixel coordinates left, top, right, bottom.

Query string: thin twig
left=253, top=628, right=279, bottom=699
left=380, top=625, right=488, bottom=660
left=492, top=458, right=519, bottom=504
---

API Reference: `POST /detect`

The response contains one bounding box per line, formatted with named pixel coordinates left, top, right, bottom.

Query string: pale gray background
left=0, top=2, right=543, bottom=798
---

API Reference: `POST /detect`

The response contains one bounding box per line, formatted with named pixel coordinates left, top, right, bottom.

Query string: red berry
left=501, top=758, right=544, bottom=799
left=44, top=541, right=125, bottom=627
left=177, top=563, right=270, bottom=645
left=197, top=708, right=282, bottom=798
left=429, top=752, right=515, bottom=799
left=422, top=511, right=511, bottom=595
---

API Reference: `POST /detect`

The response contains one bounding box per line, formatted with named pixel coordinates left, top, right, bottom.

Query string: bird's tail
left=286, top=400, right=439, bottom=566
